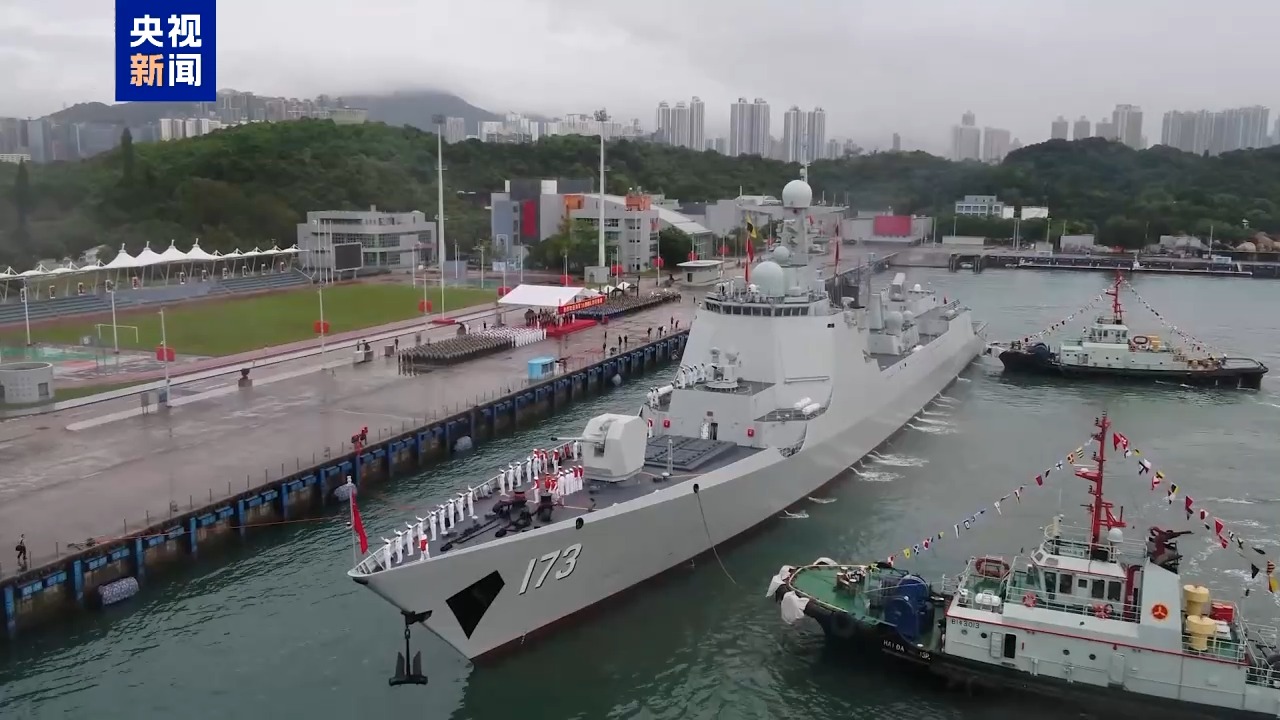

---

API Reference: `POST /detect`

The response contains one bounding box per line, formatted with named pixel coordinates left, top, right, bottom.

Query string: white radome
left=752, top=260, right=786, bottom=297
left=782, top=179, right=812, bottom=209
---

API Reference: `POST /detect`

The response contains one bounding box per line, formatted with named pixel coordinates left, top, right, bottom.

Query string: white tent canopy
left=156, top=240, right=189, bottom=264
left=103, top=245, right=139, bottom=270
left=185, top=240, right=218, bottom=262
left=134, top=242, right=164, bottom=267
left=497, top=284, right=589, bottom=309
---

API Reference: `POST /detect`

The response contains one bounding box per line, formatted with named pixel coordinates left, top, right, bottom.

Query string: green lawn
left=0, top=283, right=495, bottom=357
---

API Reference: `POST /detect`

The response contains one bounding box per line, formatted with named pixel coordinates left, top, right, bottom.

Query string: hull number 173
left=517, top=543, right=582, bottom=595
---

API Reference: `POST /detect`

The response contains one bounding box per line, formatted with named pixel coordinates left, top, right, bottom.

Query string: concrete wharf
left=0, top=301, right=692, bottom=639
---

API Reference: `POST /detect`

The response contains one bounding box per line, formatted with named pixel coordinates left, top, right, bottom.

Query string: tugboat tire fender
left=828, top=611, right=858, bottom=639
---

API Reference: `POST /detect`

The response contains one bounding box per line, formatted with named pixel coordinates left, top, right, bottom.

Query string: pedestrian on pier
left=15, top=534, right=26, bottom=570
left=646, top=327, right=652, bottom=340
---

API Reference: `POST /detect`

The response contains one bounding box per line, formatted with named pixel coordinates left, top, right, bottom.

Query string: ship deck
left=353, top=434, right=761, bottom=575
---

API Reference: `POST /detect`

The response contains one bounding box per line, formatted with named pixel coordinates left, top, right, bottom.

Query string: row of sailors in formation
left=673, top=363, right=711, bottom=390
left=378, top=442, right=585, bottom=565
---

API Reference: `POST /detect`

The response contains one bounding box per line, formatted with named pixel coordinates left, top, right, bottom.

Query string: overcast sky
left=3, top=0, right=1277, bottom=153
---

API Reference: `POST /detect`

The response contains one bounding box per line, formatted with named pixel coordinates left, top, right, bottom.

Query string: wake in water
left=914, top=417, right=953, bottom=427
left=955, top=377, right=972, bottom=383
left=781, top=510, right=809, bottom=519
left=851, top=467, right=900, bottom=483
left=808, top=496, right=837, bottom=504
left=869, top=453, right=929, bottom=468
left=933, top=395, right=958, bottom=406
left=908, top=422, right=957, bottom=435
left=921, top=409, right=951, bottom=418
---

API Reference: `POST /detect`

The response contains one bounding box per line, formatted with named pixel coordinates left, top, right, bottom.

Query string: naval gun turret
left=551, top=413, right=647, bottom=482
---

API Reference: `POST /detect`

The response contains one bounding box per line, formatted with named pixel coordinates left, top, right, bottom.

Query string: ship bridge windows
left=703, top=301, right=810, bottom=317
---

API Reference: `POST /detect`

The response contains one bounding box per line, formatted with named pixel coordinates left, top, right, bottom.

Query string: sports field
left=0, top=283, right=495, bottom=357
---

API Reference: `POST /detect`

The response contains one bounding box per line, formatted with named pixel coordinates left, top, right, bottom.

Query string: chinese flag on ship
left=351, top=492, right=369, bottom=554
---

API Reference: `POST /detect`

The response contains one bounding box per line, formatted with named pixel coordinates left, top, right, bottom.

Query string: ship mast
left=1084, top=413, right=1126, bottom=546
left=1106, top=270, right=1124, bottom=324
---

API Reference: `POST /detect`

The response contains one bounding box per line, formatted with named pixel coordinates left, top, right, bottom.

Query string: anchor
left=389, top=609, right=431, bottom=687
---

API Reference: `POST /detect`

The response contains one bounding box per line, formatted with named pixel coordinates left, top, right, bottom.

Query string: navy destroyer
left=349, top=174, right=987, bottom=671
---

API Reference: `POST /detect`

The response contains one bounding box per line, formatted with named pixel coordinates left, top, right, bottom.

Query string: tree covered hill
left=2, top=119, right=1278, bottom=269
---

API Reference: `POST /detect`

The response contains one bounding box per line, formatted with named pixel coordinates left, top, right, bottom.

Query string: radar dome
left=752, top=260, right=786, bottom=297
left=782, top=179, right=813, bottom=209
left=771, top=245, right=792, bottom=264
left=884, top=310, right=904, bottom=335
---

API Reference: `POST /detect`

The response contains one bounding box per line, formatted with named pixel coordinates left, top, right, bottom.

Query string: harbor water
left=4, top=269, right=1280, bottom=720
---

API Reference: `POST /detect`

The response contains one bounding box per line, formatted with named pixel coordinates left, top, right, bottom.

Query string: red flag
left=351, top=493, right=369, bottom=554
left=1112, top=431, right=1129, bottom=451
left=1214, top=518, right=1224, bottom=536
left=1035, top=474, right=1044, bottom=486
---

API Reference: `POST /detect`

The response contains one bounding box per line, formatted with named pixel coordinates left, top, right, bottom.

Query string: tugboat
left=997, top=272, right=1266, bottom=389
left=770, top=414, right=1280, bottom=718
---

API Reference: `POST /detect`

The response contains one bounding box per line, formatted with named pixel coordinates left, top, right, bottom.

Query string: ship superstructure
left=350, top=173, right=987, bottom=669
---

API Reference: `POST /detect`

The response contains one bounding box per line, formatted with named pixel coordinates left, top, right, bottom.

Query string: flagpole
left=348, top=477, right=359, bottom=566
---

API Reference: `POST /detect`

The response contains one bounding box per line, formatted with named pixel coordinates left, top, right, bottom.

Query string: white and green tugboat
left=771, top=414, right=1280, bottom=719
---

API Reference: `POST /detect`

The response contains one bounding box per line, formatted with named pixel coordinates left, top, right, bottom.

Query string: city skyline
left=6, top=0, right=1280, bottom=155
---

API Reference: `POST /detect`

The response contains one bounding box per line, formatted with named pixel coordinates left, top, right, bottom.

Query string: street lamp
left=433, top=113, right=447, bottom=318
left=594, top=109, right=609, bottom=270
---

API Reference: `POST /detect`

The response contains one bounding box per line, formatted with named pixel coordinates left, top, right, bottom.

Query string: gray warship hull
left=355, top=319, right=985, bottom=660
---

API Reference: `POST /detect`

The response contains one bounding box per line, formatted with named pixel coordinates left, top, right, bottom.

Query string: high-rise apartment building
left=728, top=97, right=771, bottom=157
left=982, top=127, right=1012, bottom=163
left=443, top=116, right=466, bottom=143
left=1072, top=116, right=1091, bottom=140
left=689, top=97, right=705, bottom=152
left=655, top=102, right=673, bottom=144
left=891, top=133, right=901, bottom=152
left=1112, top=104, right=1144, bottom=149
left=1050, top=116, right=1069, bottom=140
left=782, top=106, right=804, bottom=162
left=1161, top=106, right=1270, bottom=155
left=806, top=107, right=826, bottom=163
left=950, top=111, right=981, bottom=161
left=670, top=102, right=691, bottom=148
left=1096, top=118, right=1117, bottom=141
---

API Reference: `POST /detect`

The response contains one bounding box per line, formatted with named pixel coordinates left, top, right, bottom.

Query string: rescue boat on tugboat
left=770, top=413, right=1280, bottom=719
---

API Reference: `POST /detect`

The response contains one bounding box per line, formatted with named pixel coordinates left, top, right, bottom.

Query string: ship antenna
left=1106, top=270, right=1124, bottom=324
left=1085, top=412, right=1126, bottom=548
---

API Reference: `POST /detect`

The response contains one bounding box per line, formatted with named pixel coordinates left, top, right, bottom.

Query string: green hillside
left=2, top=119, right=1279, bottom=270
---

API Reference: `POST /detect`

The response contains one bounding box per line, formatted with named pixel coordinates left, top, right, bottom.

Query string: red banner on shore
left=559, top=295, right=606, bottom=314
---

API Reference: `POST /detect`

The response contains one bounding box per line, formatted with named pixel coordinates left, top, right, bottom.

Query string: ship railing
left=1040, top=526, right=1148, bottom=564
left=349, top=440, right=580, bottom=575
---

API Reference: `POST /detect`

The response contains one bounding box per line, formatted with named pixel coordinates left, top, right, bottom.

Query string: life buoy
left=1022, top=592, right=1037, bottom=608
left=829, top=611, right=858, bottom=639
left=1151, top=603, right=1169, bottom=620
left=1131, top=335, right=1149, bottom=346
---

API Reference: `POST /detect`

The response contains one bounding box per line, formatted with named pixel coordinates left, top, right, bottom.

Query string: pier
left=0, top=311, right=689, bottom=639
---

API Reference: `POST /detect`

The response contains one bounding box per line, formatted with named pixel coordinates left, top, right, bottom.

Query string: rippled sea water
left=4, top=270, right=1280, bottom=720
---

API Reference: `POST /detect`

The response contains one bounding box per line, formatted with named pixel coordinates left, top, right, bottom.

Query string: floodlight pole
left=110, top=287, right=119, bottom=354
left=160, top=307, right=171, bottom=408
left=434, top=114, right=447, bottom=321
left=21, top=282, right=31, bottom=348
